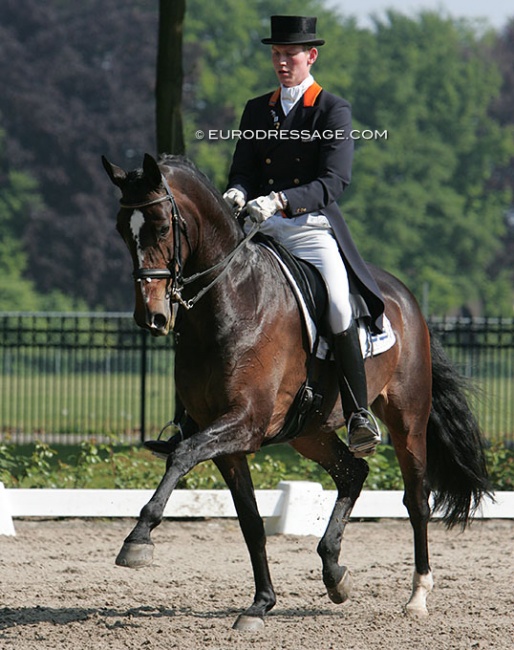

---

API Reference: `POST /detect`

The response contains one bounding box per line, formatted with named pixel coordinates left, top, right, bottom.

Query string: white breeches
left=253, top=212, right=353, bottom=334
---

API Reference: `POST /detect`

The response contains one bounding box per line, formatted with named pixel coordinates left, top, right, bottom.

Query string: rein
left=120, top=176, right=259, bottom=310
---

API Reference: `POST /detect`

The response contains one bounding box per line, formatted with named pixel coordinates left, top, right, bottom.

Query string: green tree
left=184, top=5, right=513, bottom=315
left=0, top=129, right=42, bottom=309
left=0, top=129, right=89, bottom=311
left=338, top=12, right=513, bottom=315
left=0, top=1, right=512, bottom=315
left=488, top=18, right=514, bottom=306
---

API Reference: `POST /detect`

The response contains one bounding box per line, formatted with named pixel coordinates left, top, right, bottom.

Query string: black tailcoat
left=227, top=84, right=384, bottom=333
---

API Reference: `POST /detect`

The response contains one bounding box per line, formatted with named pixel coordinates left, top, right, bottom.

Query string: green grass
left=0, top=372, right=175, bottom=436
left=466, top=376, right=514, bottom=440
left=1, top=372, right=512, bottom=440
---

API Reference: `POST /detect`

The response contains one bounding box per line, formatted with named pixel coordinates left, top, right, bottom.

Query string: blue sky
left=326, top=0, right=513, bottom=30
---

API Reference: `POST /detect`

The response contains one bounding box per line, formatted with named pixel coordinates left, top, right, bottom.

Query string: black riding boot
left=144, top=394, right=198, bottom=459
left=332, top=321, right=381, bottom=458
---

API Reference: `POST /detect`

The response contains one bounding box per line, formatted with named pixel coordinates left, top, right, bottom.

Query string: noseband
left=119, top=175, right=258, bottom=310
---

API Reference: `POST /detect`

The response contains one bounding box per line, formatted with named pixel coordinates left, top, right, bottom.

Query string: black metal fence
left=429, top=317, right=513, bottom=443
left=0, top=313, right=175, bottom=444
left=0, top=313, right=513, bottom=445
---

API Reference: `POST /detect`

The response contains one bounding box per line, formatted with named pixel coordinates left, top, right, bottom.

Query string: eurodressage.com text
left=195, top=129, right=388, bottom=141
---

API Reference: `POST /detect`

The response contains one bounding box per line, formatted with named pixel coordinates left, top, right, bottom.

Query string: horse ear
left=101, top=155, right=127, bottom=187
left=142, top=153, right=163, bottom=188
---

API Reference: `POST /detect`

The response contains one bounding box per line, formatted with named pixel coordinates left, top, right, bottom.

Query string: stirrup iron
left=347, top=409, right=381, bottom=458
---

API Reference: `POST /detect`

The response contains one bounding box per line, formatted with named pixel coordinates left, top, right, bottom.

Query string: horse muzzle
left=133, top=277, right=174, bottom=336
left=135, top=302, right=174, bottom=336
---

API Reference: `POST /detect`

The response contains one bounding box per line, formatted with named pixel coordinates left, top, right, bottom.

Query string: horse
left=102, top=152, right=491, bottom=631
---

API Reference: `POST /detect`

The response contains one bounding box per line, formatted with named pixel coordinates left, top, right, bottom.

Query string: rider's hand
left=222, top=188, right=246, bottom=214
left=246, top=191, right=288, bottom=224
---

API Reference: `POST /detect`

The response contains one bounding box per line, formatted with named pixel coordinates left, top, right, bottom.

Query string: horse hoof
left=405, top=571, right=432, bottom=617
left=232, top=614, right=265, bottom=631
left=327, top=567, right=352, bottom=604
left=405, top=603, right=429, bottom=619
left=115, top=542, right=154, bottom=568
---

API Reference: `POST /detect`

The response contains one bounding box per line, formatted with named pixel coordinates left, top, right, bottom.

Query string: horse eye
left=159, top=223, right=170, bottom=237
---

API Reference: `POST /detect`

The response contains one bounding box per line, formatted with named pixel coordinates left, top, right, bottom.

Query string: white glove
left=222, top=188, right=246, bottom=214
left=246, top=191, right=287, bottom=224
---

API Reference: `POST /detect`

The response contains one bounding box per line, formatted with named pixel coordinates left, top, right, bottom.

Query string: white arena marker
left=0, top=482, right=16, bottom=536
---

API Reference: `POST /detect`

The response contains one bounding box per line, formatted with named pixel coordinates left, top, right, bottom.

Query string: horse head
left=102, top=153, right=178, bottom=336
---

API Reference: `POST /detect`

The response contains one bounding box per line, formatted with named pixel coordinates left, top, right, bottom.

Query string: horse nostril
left=151, top=313, right=168, bottom=330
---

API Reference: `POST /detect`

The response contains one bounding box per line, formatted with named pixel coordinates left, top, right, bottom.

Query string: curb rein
left=120, top=175, right=258, bottom=311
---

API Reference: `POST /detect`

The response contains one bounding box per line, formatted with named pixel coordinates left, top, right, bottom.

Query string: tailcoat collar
left=269, top=81, right=323, bottom=109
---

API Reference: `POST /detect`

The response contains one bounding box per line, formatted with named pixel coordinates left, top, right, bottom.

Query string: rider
left=223, top=15, right=384, bottom=457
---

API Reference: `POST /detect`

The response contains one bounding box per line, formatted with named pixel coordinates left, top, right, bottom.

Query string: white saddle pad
left=268, top=247, right=396, bottom=360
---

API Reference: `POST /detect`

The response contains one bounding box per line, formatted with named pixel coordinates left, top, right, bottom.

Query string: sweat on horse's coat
left=102, top=152, right=492, bottom=631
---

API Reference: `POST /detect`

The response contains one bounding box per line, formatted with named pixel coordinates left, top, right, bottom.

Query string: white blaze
left=130, top=210, right=145, bottom=267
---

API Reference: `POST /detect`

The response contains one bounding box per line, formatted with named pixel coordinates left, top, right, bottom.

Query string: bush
left=1, top=440, right=512, bottom=491
left=484, top=441, right=514, bottom=491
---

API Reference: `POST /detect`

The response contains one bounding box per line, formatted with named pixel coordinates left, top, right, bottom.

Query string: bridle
left=119, top=175, right=258, bottom=310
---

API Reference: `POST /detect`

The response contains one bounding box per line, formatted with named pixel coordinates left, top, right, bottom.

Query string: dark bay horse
left=102, top=153, right=491, bottom=631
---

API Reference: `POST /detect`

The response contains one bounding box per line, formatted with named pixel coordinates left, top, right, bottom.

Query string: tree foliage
left=340, top=12, right=513, bottom=314
left=487, top=18, right=514, bottom=300
left=0, top=0, right=512, bottom=314
left=0, top=128, right=67, bottom=310
left=0, top=0, right=157, bottom=309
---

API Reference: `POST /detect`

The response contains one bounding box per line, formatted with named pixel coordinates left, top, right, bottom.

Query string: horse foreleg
left=214, top=454, right=276, bottom=631
left=291, top=431, right=369, bottom=604
left=115, top=415, right=264, bottom=570
left=115, top=454, right=185, bottom=568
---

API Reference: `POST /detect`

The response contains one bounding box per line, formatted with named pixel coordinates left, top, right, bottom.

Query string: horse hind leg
left=373, top=391, right=433, bottom=617
left=399, top=428, right=434, bottom=618
left=290, top=431, right=369, bottom=605
left=407, top=571, right=434, bottom=618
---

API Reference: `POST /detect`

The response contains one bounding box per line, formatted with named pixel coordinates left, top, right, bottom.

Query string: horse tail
left=426, top=331, right=493, bottom=528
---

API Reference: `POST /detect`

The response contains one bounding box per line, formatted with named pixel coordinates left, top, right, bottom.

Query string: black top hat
left=261, top=16, right=325, bottom=46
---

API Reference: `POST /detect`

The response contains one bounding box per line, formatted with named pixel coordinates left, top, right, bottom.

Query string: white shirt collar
left=280, top=74, right=314, bottom=115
